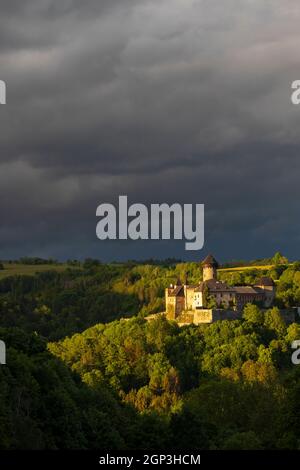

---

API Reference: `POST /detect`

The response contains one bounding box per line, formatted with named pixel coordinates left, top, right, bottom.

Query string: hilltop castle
left=165, top=254, right=275, bottom=324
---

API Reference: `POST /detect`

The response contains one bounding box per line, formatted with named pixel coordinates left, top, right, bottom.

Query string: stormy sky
left=0, top=0, right=300, bottom=262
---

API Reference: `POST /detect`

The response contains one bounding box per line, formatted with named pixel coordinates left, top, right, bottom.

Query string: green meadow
left=0, top=263, right=69, bottom=280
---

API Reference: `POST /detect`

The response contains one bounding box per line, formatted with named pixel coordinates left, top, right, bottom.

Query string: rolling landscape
left=0, top=253, right=300, bottom=450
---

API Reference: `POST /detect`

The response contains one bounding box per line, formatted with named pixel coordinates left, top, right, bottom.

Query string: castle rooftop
left=201, top=254, right=219, bottom=267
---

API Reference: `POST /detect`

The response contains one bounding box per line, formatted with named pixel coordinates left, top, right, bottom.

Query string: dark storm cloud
left=1, top=0, right=300, bottom=260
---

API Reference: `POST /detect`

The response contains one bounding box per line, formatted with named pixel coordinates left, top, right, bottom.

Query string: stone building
left=165, top=254, right=275, bottom=323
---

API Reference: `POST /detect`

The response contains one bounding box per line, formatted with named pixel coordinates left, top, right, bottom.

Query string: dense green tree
left=243, top=303, right=264, bottom=325
left=264, top=307, right=286, bottom=337
left=272, top=252, right=288, bottom=266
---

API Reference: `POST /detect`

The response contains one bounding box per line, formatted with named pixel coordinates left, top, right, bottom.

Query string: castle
left=165, top=254, right=275, bottom=324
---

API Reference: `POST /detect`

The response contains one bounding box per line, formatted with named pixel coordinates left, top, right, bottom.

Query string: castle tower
left=165, top=278, right=185, bottom=320
left=254, top=277, right=275, bottom=308
left=201, top=254, right=219, bottom=281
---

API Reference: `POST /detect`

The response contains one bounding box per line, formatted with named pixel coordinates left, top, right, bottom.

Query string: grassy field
left=0, top=263, right=69, bottom=280
left=218, top=265, right=274, bottom=272
left=0, top=261, right=285, bottom=280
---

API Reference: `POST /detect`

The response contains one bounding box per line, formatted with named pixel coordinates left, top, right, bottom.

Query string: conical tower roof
left=201, top=254, right=219, bottom=267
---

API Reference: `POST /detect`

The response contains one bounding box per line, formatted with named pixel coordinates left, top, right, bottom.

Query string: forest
left=0, top=255, right=300, bottom=449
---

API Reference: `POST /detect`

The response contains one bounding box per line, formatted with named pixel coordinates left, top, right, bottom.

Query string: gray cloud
left=0, top=0, right=300, bottom=261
